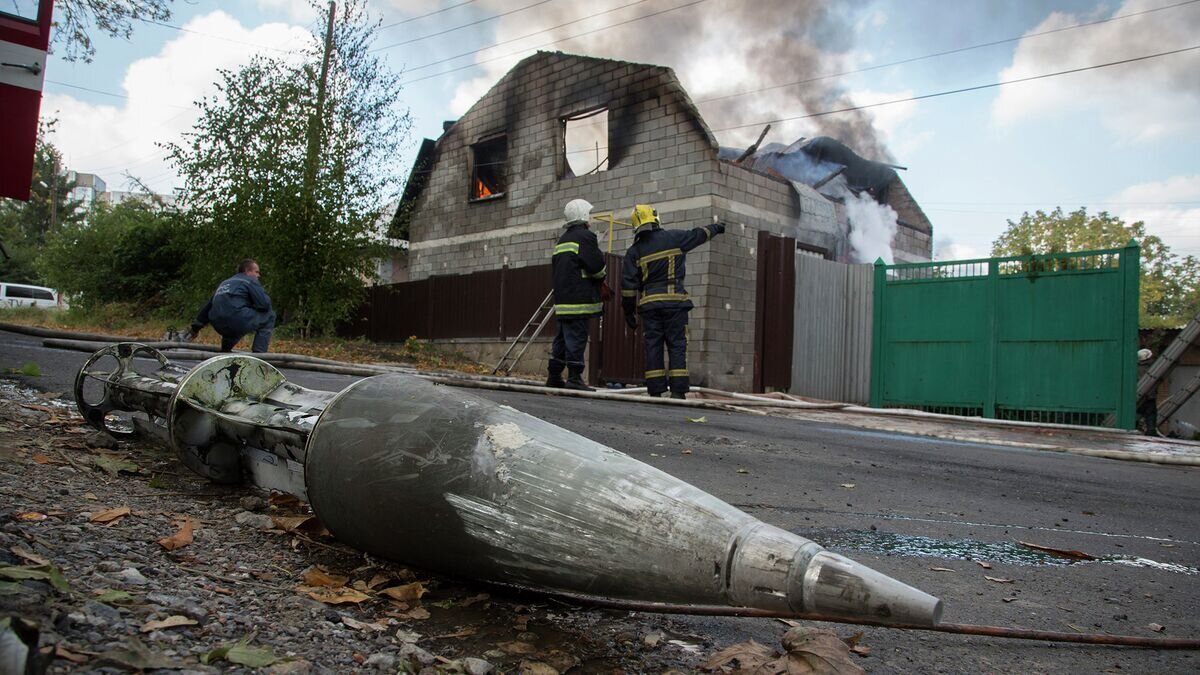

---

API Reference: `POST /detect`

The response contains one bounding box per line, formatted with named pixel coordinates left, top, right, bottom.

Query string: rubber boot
left=546, top=361, right=566, bottom=388
left=564, top=368, right=590, bottom=391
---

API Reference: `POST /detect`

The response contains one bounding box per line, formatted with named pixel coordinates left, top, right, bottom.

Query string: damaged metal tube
left=75, top=344, right=942, bottom=626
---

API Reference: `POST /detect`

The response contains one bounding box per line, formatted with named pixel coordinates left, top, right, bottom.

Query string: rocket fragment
left=75, top=344, right=942, bottom=626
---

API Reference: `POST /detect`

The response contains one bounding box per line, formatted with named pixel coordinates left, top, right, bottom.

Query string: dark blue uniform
left=622, top=221, right=722, bottom=396
left=192, top=273, right=276, bottom=353
left=549, top=223, right=607, bottom=387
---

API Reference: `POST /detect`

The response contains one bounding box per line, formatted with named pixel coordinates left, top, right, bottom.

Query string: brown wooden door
left=754, top=231, right=796, bottom=392
left=589, top=253, right=645, bottom=386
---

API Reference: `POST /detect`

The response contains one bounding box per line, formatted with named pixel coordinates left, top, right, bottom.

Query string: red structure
left=0, top=1, right=53, bottom=201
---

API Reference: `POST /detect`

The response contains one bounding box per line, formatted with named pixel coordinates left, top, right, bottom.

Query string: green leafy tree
left=52, top=0, right=173, bottom=63
left=992, top=207, right=1200, bottom=327
left=37, top=197, right=187, bottom=310
left=165, top=0, right=410, bottom=335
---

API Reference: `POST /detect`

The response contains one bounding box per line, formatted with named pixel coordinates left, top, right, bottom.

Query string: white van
left=0, top=282, right=66, bottom=309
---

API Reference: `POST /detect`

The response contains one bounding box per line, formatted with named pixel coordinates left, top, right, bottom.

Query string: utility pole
left=303, top=1, right=336, bottom=200
left=298, top=0, right=335, bottom=336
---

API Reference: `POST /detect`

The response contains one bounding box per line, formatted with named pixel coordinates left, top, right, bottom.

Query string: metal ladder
left=1137, top=309, right=1200, bottom=404
left=492, top=291, right=554, bottom=376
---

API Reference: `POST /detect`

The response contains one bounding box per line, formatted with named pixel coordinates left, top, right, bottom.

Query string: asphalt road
left=3, top=328, right=1198, bottom=673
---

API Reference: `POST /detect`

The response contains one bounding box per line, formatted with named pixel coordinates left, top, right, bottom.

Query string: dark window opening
left=471, top=135, right=507, bottom=200
left=562, top=107, right=609, bottom=178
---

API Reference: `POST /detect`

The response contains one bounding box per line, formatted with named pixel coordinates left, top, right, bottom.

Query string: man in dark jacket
left=621, top=205, right=724, bottom=399
left=188, top=259, right=276, bottom=353
left=547, top=199, right=609, bottom=390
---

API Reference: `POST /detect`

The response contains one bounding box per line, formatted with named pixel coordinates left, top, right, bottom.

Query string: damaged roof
left=720, top=136, right=900, bottom=200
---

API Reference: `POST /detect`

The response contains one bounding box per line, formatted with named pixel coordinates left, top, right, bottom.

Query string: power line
left=708, top=44, right=1200, bottom=133
left=396, top=0, right=656, bottom=72
left=375, top=0, right=557, bottom=51
left=135, top=17, right=298, bottom=53
left=400, top=0, right=709, bottom=86
left=693, top=0, right=1200, bottom=106
left=44, top=79, right=194, bottom=110
left=380, top=0, right=479, bottom=30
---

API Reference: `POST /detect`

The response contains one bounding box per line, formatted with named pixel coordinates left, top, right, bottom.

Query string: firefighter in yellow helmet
left=621, top=205, right=724, bottom=398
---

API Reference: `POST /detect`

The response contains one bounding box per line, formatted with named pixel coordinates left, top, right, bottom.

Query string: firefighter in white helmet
left=621, top=205, right=724, bottom=398
left=546, top=199, right=610, bottom=390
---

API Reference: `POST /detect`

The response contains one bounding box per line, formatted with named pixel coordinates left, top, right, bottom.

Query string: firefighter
left=621, top=205, right=724, bottom=398
left=547, top=199, right=610, bottom=390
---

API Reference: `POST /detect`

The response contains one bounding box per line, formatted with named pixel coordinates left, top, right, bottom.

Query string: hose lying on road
left=522, top=588, right=1200, bottom=649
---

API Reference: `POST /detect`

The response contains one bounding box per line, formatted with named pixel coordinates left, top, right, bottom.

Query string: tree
left=165, top=0, right=411, bottom=335
left=37, top=198, right=187, bottom=310
left=51, top=0, right=173, bottom=63
left=992, top=207, right=1200, bottom=327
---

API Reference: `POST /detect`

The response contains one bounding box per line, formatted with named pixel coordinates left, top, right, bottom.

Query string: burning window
left=562, top=107, right=609, bottom=178
left=470, top=135, right=507, bottom=200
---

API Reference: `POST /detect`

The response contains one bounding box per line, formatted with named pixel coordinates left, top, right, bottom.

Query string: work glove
left=625, top=313, right=638, bottom=331
left=713, top=221, right=726, bottom=235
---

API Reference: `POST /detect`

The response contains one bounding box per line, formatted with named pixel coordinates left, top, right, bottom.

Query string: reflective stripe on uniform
left=620, top=289, right=638, bottom=297
left=554, top=302, right=602, bottom=315
left=668, top=369, right=689, bottom=377
left=644, top=369, right=666, bottom=379
left=639, top=248, right=682, bottom=265
left=582, top=264, right=607, bottom=279
left=638, top=292, right=689, bottom=306
left=554, top=242, right=580, bottom=255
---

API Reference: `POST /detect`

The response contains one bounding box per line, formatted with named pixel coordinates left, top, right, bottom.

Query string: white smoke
left=840, top=187, right=897, bottom=264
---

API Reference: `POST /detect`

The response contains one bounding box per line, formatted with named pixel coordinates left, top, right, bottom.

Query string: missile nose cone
left=799, top=550, right=942, bottom=626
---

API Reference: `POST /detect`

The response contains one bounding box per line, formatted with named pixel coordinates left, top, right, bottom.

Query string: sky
left=26, top=0, right=1200, bottom=259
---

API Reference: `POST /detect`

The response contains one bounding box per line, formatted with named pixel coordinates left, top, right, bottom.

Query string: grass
left=0, top=305, right=488, bottom=374
left=3, top=362, right=41, bottom=377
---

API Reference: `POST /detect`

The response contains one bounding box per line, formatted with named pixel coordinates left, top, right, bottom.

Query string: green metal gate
left=870, top=242, right=1140, bottom=429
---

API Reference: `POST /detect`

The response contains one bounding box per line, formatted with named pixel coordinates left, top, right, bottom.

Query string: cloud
left=991, top=0, right=1200, bottom=140
left=255, top=0, right=318, bottom=23
left=44, top=12, right=312, bottom=194
left=1109, top=175, right=1200, bottom=256
left=933, top=238, right=985, bottom=261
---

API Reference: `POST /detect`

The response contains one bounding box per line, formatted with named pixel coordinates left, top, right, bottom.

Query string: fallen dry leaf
left=985, top=576, right=1014, bottom=584
left=681, top=448, right=693, bottom=454
left=687, top=416, right=707, bottom=423
left=518, top=661, right=558, bottom=675
left=157, top=520, right=195, bottom=551
left=975, top=561, right=992, bottom=569
left=140, top=616, right=197, bottom=632
left=298, top=585, right=371, bottom=605
left=840, top=483, right=856, bottom=489
left=460, top=593, right=490, bottom=607
left=301, top=567, right=348, bottom=588
left=395, top=607, right=431, bottom=620
left=849, top=644, right=871, bottom=657
left=31, top=452, right=53, bottom=464
left=380, top=581, right=427, bottom=602
left=15, top=511, right=47, bottom=521
left=1149, top=623, right=1166, bottom=633
left=1017, top=541, right=1096, bottom=561
left=736, top=468, right=749, bottom=474
left=342, top=616, right=387, bottom=632
left=269, top=493, right=304, bottom=509
left=929, top=567, right=956, bottom=572
left=11, top=546, right=49, bottom=566
left=55, top=644, right=91, bottom=664
left=1002, top=597, right=1017, bottom=603
left=271, top=515, right=314, bottom=532
left=428, top=627, right=477, bottom=639
left=89, top=506, right=131, bottom=524
left=366, top=573, right=392, bottom=590
left=498, top=641, right=538, bottom=655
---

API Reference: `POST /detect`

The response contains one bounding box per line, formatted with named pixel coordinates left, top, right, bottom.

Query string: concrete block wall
left=887, top=178, right=933, bottom=262
left=406, top=51, right=722, bottom=280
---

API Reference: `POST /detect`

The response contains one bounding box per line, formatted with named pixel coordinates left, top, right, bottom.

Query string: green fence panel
left=870, top=243, right=1139, bottom=429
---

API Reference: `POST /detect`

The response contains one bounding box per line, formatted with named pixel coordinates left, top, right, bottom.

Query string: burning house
left=389, top=51, right=932, bottom=391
